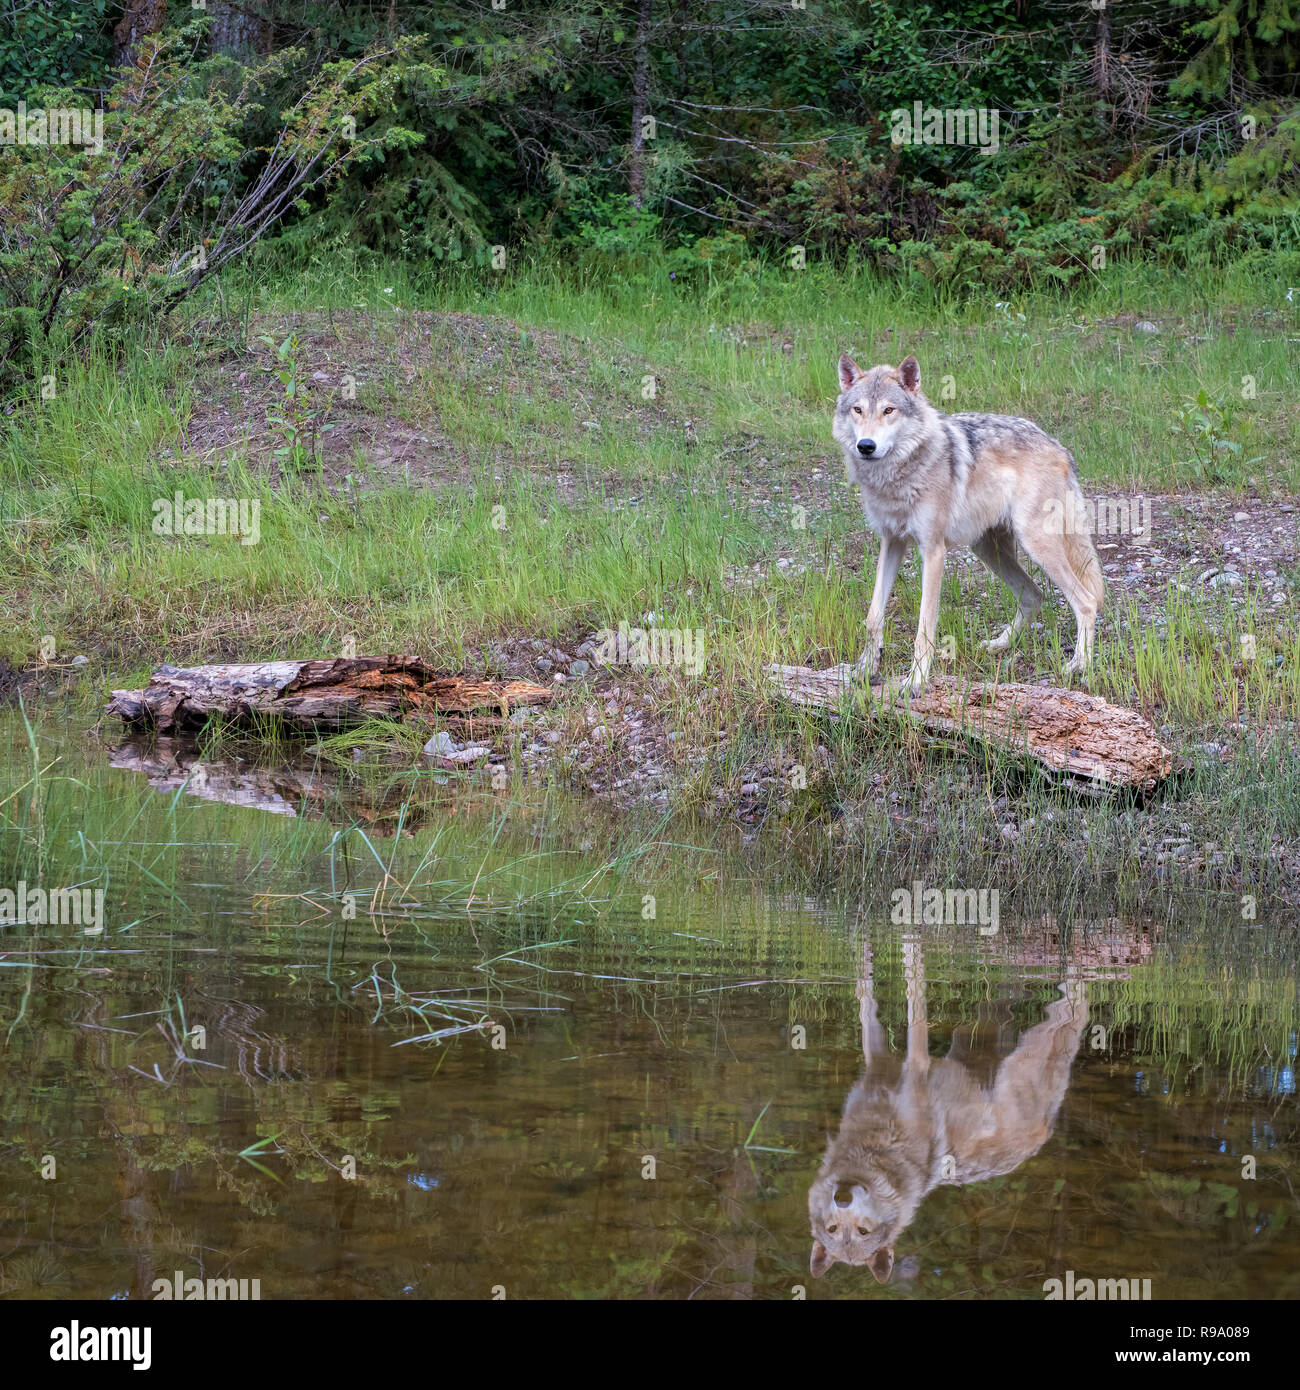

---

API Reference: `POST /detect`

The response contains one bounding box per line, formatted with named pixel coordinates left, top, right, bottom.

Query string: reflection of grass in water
left=1, top=710, right=1296, bottom=1069
left=2, top=1247, right=71, bottom=1298
left=1103, top=946, right=1297, bottom=1091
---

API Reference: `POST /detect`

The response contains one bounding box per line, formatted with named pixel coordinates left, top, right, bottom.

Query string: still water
left=1, top=710, right=1296, bottom=1300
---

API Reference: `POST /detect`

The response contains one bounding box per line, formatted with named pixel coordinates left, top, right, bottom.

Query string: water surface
left=0, top=712, right=1296, bottom=1300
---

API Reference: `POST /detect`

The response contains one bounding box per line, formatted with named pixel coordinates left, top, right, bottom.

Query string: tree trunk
left=628, top=0, right=653, bottom=210
left=207, top=1, right=273, bottom=59
left=767, top=665, right=1177, bottom=792
left=113, top=0, right=168, bottom=67
left=1093, top=2, right=1112, bottom=111
left=106, top=657, right=553, bottom=734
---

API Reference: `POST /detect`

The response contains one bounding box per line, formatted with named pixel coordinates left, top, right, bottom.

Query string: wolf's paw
left=854, top=647, right=882, bottom=684
left=981, top=626, right=1014, bottom=654
left=1061, top=653, right=1092, bottom=683
left=886, top=671, right=925, bottom=700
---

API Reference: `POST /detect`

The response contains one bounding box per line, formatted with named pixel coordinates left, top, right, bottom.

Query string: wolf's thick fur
left=808, top=939, right=1088, bottom=1283
left=832, top=354, right=1105, bottom=695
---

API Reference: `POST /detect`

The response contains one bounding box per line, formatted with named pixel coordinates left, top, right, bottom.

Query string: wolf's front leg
left=856, top=534, right=908, bottom=682
left=903, top=541, right=946, bottom=696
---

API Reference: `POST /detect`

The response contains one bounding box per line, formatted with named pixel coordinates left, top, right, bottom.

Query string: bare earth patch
left=171, top=309, right=687, bottom=497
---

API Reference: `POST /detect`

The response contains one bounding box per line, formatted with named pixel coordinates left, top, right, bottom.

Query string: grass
left=1, top=251, right=1299, bottom=904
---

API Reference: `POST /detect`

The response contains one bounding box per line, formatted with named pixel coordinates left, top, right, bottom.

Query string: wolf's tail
left=1064, top=482, right=1105, bottom=611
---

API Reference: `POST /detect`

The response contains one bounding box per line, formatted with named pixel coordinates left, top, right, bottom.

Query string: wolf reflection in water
left=809, top=939, right=1088, bottom=1282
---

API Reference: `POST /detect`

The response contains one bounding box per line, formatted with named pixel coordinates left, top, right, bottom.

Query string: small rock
left=1234, top=512, right=1249, bottom=522
left=1209, top=570, right=1243, bottom=589
left=69, top=654, right=89, bottom=667
left=536, top=657, right=553, bottom=672
left=569, top=659, right=589, bottom=676
left=1134, top=320, right=1160, bottom=334
left=422, top=731, right=459, bottom=758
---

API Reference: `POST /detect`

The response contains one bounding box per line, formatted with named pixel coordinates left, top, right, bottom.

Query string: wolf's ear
left=838, top=354, right=863, bottom=391
left=810, top=1240, right=835, bottom=1278
left=899, top=356, right=920, bottom=394
left=868, top=1245, right=894, bottom=1284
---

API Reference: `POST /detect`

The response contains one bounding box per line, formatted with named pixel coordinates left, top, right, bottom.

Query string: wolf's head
left=807, top=1163, right=920, bottom=1283
left=832, top=354, right=932, bottom=477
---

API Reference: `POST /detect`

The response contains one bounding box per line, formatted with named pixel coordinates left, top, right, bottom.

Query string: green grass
left=2, top=252, right=1300, bottom=903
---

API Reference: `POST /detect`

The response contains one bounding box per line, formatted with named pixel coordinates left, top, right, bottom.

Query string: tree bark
left=113, top=0, right=168, bottom=67
left=207, top=1, right=273, bottom=59
left=767, top=665, right=1177, bottom=792
left=106, top=657, right=553, bottom=734
left=628, top=0, right=653, bottom=210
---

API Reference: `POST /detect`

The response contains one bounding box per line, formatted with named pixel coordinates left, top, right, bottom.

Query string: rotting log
left=105, top=657, right=553, bottom=735
left=767, top=664, right=1175, bottom=793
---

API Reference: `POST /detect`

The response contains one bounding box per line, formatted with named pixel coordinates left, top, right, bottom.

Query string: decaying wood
left=106, top=657, right=552, bottom=734
left=768, top=664, right=1174, bottom=792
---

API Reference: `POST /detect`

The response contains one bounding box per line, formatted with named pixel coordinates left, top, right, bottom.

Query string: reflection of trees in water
left=1, top=962, right=442, bottom=1299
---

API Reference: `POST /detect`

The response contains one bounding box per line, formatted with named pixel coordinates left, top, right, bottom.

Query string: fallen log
left=767, top=664, right=1175, bottom=793
left=105, top=657, right=553, bottom=734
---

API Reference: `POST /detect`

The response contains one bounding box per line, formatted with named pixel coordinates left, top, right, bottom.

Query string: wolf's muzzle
left=856, top=439, right=876, bottom=457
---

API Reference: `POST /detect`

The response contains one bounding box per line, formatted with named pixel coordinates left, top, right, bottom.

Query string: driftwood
left=105, top=657, right=552, bottom=734
left=768, top=664, right=1174, bottom=793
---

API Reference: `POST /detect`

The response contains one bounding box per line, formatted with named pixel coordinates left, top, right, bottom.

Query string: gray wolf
left=808, top=939, right=1088, bottom=1282
left=832, top=354, right=1105, bottom=695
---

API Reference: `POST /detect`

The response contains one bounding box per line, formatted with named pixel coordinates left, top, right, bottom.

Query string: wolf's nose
left=856, top=439, right=876, bottom=457
left=833, top=1186, right=854, bottom=1207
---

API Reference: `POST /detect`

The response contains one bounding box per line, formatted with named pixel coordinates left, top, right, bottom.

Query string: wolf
left=808, top=938, right=1088, bottom=1283
left=832, top=354, right=1105, bottom=695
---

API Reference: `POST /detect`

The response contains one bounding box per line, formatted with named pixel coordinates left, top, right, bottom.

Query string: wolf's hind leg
left=972, top=527, right=1042, bottom=654
left=902, top=935, right=929, bottom=1076
left=1015, top=528, right=1099, bottom=676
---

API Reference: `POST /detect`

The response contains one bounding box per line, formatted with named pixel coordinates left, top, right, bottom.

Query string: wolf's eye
left=851, top=405, right=862, bottom=416
left=857, top=1227, right=870, bottom=1237
left=882, top=406, right=895, bottom=416
left=827, top=1224, right=838, bottom=1234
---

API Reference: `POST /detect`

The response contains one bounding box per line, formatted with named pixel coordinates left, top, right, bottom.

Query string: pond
left=0, top=707, right=1296, bottom=1300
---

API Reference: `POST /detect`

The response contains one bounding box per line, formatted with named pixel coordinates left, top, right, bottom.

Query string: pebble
left=422, top=731, right=459, bottom=758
